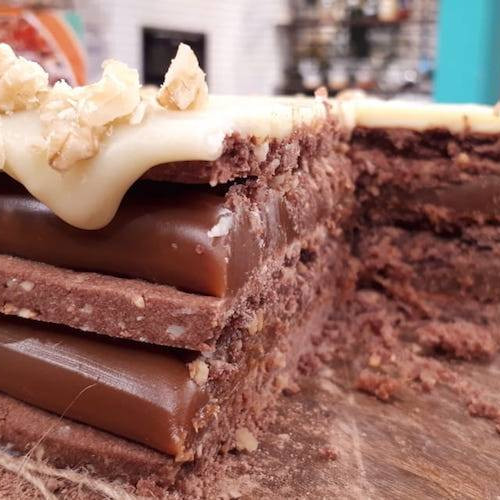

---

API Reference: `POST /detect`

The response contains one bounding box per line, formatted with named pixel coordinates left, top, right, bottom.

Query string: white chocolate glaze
left=4, top=90, right=500, bottom=231
left=1, top=95, right=328, bottom=229
left=344, top=98, right=500, bottom=134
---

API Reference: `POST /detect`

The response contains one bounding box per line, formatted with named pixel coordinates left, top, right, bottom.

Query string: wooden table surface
left=212, top=356, right=500, bottom=499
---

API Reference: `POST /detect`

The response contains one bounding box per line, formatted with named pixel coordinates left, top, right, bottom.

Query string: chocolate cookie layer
left=142, top=119, right=345, bottom=185
left=351, top=127, right=500, bottom=228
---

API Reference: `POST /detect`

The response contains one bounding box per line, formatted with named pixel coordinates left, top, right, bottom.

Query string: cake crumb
left=318, top=446, right=338, bottom=461
left=415, top=321, right=497, bottom=361
left=188, top=359, right=209, bottom=386
left=235, top=427, right=258, bottom=453
left=356, top=370, right=399, bottom=402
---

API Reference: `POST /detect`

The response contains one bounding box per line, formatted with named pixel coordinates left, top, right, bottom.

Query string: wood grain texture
left=210, top=357, right=500, bottom=499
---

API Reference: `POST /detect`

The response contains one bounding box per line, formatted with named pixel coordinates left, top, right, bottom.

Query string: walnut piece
left=78, top=59, right=141, bottom=127
left=41, top=81, right=101, bottom=171
left=188, top=358, right=209, bottom=386
left=40, top=60, right=140, bottom=171
left=0, top=43, right=48, bottom=113
left=157, top=43, right=208, bottom=111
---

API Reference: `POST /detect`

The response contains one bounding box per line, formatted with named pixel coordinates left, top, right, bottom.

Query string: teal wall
left=434, top=0, right=500, bottom=104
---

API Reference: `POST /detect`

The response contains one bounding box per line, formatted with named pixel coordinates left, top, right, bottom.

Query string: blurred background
left=1, top=0, right=499, bottom=103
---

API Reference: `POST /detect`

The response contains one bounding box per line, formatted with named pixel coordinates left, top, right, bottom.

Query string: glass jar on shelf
left=328, top=62, right=349, bottom=92
left=354, top=61, right=376, bottom=91
left=298, top=58, right=323, bottom=91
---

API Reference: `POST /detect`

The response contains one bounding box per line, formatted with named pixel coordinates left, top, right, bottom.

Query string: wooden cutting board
left=213, top=357, right=500, bottom=499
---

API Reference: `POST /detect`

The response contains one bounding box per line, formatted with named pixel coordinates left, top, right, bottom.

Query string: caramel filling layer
left=0, top=177, right=324, bottom=297
left=0, top=316, right=207, bottom=456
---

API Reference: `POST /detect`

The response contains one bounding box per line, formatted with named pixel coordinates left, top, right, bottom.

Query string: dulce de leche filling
left=0, top=178, right=248, bottom=297
left=0, top=316, right=208, bottom=456
left=0, top=176, right=308, bottom=297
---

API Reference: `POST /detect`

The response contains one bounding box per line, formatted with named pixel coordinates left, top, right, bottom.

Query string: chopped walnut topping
left=41, top=81, right=101, bottom=171
left=188, top=358, right=209, bottom=386
left=157, top=43, right=208, bottom=111
left=78, top=59, right=141, bottom=127
left=235, top=427, right=258, bottom=453
left=0, top=43, right=48, bottom=113
left=40, top=60, right=140, bottom=171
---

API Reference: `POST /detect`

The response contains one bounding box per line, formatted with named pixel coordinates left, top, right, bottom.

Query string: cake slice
left=0, top=43, right=356, bottom=492
left=3, top=42, right=500, bottom=496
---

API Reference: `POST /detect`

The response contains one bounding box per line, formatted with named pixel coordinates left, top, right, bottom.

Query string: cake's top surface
left=346, top=97, right=500, bottom=134
left=2, top=42, right=500, bottom=229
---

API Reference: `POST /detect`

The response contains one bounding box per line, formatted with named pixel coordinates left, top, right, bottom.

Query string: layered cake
left=1, top=42, right=500, bottom=496
left=0, top=43, right=356, bottom=491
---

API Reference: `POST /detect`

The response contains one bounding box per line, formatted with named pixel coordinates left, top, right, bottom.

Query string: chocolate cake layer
left=356, top=225, right=500, bottom=321
left=0, top=254, right=224, bottom=351
left=142, top=120, right=345, bottom=185
left=352, top=127, right=500, bottom=161
left=351, top=127, right=500, bottom=228
left=0, top=316, right=207, bottom=456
